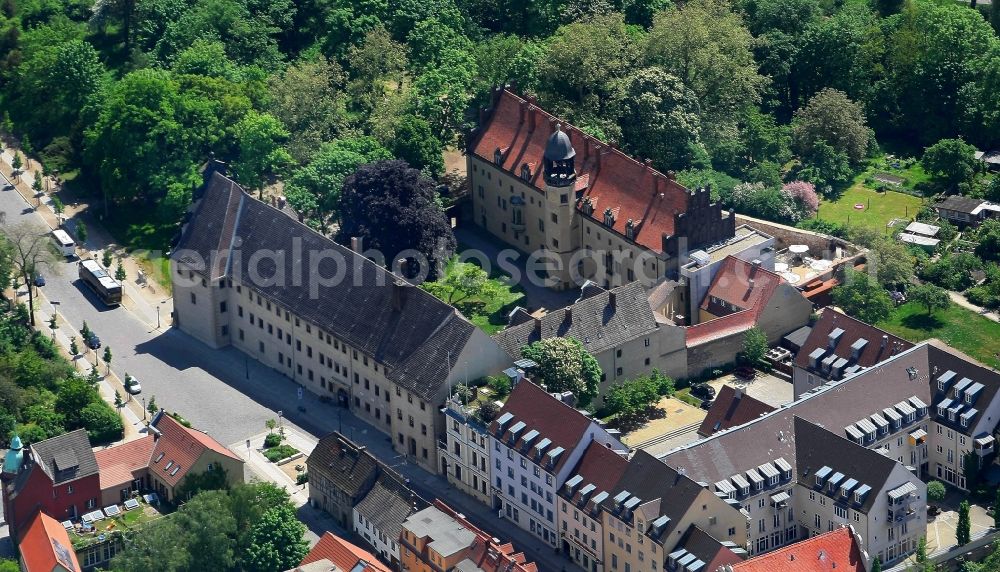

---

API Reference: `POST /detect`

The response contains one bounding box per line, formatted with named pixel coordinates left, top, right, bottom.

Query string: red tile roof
left=570, top=440, right=628, bottom=493
left=697, top=385, right=775, bottom=436
left=793, top=308, right=913, bottom=370
left=730, top=527, right=866, bottom=572
left=94, top=435, right=155, bottom=491
left=686, top=257, right=784, bottom=345
left=19, top=511, right=82, bottom=572
left=490, top=380, right=593, bottom=474
left=149, top=413, right=240, bottom=487
left=299, top=532, right=390, bottom=572
left=471, top=89, right=696, bottom=253
left=701, top=257, right=782, bottom=318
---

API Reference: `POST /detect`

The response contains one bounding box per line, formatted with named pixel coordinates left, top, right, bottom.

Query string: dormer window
left=582, top=198, right=594, bottom=216
left=520, top=164, right=531, bottom=180
left=494, top=148, right=503, bottom=165
left=625, top=219, right=635, bottom=240
left=603, top=208, right=615, bottom=227
left=961, top=416, right=969, bottom=428
left=938, top=380, right=947, bottom=392
left=965, top=393, right=973, bottom=404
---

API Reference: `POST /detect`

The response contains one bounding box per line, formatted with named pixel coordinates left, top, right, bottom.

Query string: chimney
left=644, top=158, right=652, bottom=171
left=534, top=317, right=542, bottom=334
left=270, top=196, right=277, bottom=207
left=583, top=138, right=590, bottom=161
left=608, top=291, right=617, bottom=310
left=528, top=107, right=537, bottom=131
left=564, top=307, right=573, bottom=324
left=350, top=237, right=362, bottom=253
left=391, top=279, right=406, bottom=311
left=666, top=170, right=676, bottom=180
left=881, top=334, right=888, bottom=348
left=653, top=174, right=660, bottom=196
left=733, top=386, right=745, bottom=400
left=397, top=258, right=408, bottom=278
left=748, top=278, right=755, bottom=290
left=594, top=145, right=602, bottom=171
left=519, top=100, right=527, bottom=125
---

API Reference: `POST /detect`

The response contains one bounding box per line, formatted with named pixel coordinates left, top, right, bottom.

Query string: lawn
left=815, top=184, right=924, bottom=230
left=423, top=258, right=526, bottom=335
left=878, top=302, right=1000, bottom=369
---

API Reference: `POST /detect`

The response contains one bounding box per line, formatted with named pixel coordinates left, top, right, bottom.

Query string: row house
left=489, top=379, right=628, bottom=548
left=439, top=392, right=495, bottom=505
left=172, top=167, right=511, bottom=473
left=399, top=500, right=538, bottom=572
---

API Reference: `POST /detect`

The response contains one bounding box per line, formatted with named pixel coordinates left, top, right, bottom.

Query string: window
left=190, top=292, right=197, bottom=304
left=219, top=301, right=227, bottom=313
left=835, top=505, right=847, bottom=519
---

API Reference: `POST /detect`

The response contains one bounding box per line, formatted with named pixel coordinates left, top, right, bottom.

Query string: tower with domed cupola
left=542, top=124, right=578, bottom=289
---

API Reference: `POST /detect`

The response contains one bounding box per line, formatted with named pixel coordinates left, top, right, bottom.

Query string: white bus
left=51, top=229, right=76, bottom=258
left=79, top=259, right=123, bottom=306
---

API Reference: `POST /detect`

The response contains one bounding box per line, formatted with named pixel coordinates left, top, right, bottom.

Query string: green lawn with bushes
left=878, top=302, right=1000, bottom=369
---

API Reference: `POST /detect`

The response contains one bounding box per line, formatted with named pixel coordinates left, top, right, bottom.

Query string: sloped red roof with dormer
left=731, top=527, right=866, bottom=572
left=148, top=413, right=240, bottom=487
left=685, top=257, right=784, bottom=345
left=298, top=531, right=391, bottom=572
left=19, top=510, right=81, bottom=572
left=470, top=89, right=695, bottom=253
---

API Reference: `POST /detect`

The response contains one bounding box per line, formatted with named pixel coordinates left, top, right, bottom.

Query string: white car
left=125, top=375, right=142, bottom=395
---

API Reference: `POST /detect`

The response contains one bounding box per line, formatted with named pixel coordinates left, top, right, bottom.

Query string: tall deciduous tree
left=616, top=67, right=705, bottom=171
left=346, top=25, right=406, bottom=114
left=921, top=138, right=977, bottom=193
left=958, top=500, right=971, bottom=546
left=231, top=111, right=292, bottom=191
left=336, top=160, right=456, bottom=273
left=909, top=283, right=950, bottom=316
left=1, top=222, right=56, bottom=326
left=832, top=269, right=894, bottom=324
left=644, top=0, right=764, bottom=147
left=389, top=114, right=444, bottom=177
left=792, top=88, right=872, bottom=166
left=267, top=56, right=348, bottom=164
left=742, top=327, right=768, bottom=364
left=242, top=504, right=308, bottom=571
left=520, top=337, right=601, bottom=405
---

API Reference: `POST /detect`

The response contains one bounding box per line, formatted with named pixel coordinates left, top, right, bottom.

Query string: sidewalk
left=948, top=291, right=1000, bottom=323
left=0, top=145, right=173, bottom=332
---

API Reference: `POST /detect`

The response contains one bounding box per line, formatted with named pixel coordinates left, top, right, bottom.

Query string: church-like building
left=467, top=87, right=741, bottom=290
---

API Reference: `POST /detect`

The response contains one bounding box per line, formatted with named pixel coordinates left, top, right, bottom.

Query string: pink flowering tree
left=781, top=181, right=819, bottom=218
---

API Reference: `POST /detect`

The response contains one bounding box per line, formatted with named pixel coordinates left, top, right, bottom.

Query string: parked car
left=124, top=375, right=141, bottom=395
left=2, top=183, right=13, bottom=191
left=33, top=274, right=45, bottom=287
left=85, top=333, right=101, bottom=350
left=734, top=366, right=756, bottom=380
left=700, top=399, right=714, bottom=411
left=690, top=383, right=716, bottom=400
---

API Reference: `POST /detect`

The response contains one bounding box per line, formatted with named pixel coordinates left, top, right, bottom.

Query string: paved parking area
left=924, top=492, right=995, bottom=553
left=624, top=397, right=706, bottom=456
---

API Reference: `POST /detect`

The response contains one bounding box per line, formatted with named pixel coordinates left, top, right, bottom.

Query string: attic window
left=171, top=465, right=181, bottom=476
left=625, top=219, right=635, bottom=240
left=906, top=367, right=918, bottom=380
left=520, top=164, right=531, bottom=180
left=154, top=453, right=164, bottom=463
left=164, top=461, right=174, bottom=471
left=603, top=208, right=615, bottom=227
left=494, top=148, right=503, bottom=165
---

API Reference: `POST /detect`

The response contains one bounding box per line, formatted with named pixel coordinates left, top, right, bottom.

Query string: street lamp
left=156, top=305, right=160, bottom=329
left=142, top=397, right=146, bottom=421
left=277, top=410, right=284, bottom=436
left=49, top=301, right=60, bottom=340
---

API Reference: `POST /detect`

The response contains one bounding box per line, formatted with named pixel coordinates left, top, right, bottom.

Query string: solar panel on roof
left=123, top=498, right=140, bottom=511
left=103, top=505, right=121, bottom=517
left=513, top=358, right=537, bottom=368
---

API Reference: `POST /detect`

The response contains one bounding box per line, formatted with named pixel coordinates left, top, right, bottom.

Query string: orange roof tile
left=19, top=511, right=82, bottom=572
left=701, top=257, right=782, bottom=318
left=471, top=89, right=697, bottom=253
left=94, top=435, right=155, bottom=491
left=299, top=532, right=390, bottom=572
left=731, top=528, right=866, bottom=572
left=149, top=414, right=240, bottom=487
left=697, top=385, right=775, bottom=436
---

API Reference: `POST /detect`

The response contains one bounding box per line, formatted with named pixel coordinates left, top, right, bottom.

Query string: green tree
left=916, top=536, right=928, bottom=563
left=792, top=88, right=872, bottom=166
left=32, top=171, right=42, bottom=197
left=80, top=321, right=92, bottom=341
left=604, top=372, right=668, bottom=428
left=102, top=249, right=114, bottom=268
left=921, top=138, right=977, bottom=192
left=109, top=512, right=191, bottom=571
left=537, top=13, right=640, bottom=121
left=616, top=67, right=705, bottom=171
left=644, top=0, right=764, bottom=147
left=926, top=480, right=946, bottom=504
left=919, top=253, right=983, bottom=291
left=55, top=377, right=95, bottom=428
left=69, top=336, right=79, bottom=356
left=0, top=559, right=21, bottom=572
left=285, top=137, right=391, bottom=226
left=742, top=327, right=768, bottom=364
left=408, top=49, right=476, bottom=143
left=75, top=221, right=87, bottom=244
left=115, top=260, right=126, bottom=282
left=2, top=222, right=57, bottom=326
left=406, top=16, right=471, bottom=74
left=422, top=258, right=501, bottom=304
left=909, top=283, right=951, bottom=315
left=114, top=390, right=124, bottom=412
left=267, top=56, right=348, bottom=163
left=958, top=500, right=971, bottom=546
left=242, top=504, right=308, bottom=572
left=832, top=269, right=894, bottom=324
left=80, top=401, right=123, bottom=442
left=869, top=238, right=916, bottom=288
left=232, top=111, right=292, bottom=191
left=871, top=557, right=882, bottom=572
left=974, top=219, right=1000, bottom=263
left=963, top=450, right=981, bottom=489
left=346, top=25, right=407, bottom=114
left=11, top=152, right=22, bottom=180
left=147, top=395, right=158, bottom=416
left=520, top=337, right=601, bottom=405
left=389, top=115, right=444, bottom=177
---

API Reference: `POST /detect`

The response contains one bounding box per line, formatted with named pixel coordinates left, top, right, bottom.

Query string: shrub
left=264, top=433, right=283, bottom=448
left=296, top=472, right=309, bottom=485
left=926, top=480, right=946, bottom=503
left=263, top=444, right=298, bottom=463
left=487, top=375, right=511, bottom=398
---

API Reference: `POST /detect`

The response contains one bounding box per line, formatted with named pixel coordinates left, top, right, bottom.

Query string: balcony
left=974, top=435, right=995, bottom=456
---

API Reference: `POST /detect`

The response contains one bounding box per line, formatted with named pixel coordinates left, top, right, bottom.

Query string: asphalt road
left=0, top=183, right=578, bottom=572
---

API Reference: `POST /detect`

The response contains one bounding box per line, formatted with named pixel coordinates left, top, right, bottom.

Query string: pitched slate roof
left=730, top=527, right=866, bottom=572
left=306, top=432, right=379, bottom=499
left=298, top=532, right=391, bottom=572
left=793, top=417, right=900, bottom=512
left=470, top=89, right=709, bottom=254
left=934, top=195, right=985, bottom=214
left=174, top=171, right=481, bottom=400
left=494, top=282, right=658, bottom=358
left=697, top=386, right=775, bottom=437
left=354, top=471, right=425, bottom=544
left=18, top=510, right=82, bottom=572
left=30, top=429, right=98, bottom=486
left=793, top=308, right=912, bottom=371
left=148, top=413, right=240, bottom=487
left=490, top=380, right=595, bottom=474
left=94, top=435, right=156, bottom=491
left=601, top=450, right=709, bottom=542
left=675, top=525, right=743, bottom=572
